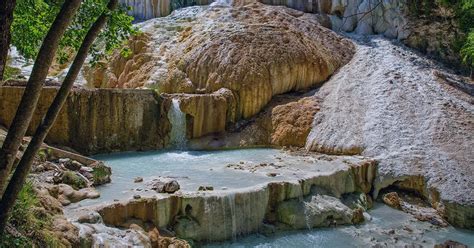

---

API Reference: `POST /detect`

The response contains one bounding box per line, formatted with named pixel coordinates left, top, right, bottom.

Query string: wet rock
left=383, top=192, right=402, bottom=210
left=351, top=207, right=365, bottom=224
left=77, top=211, right=102, bottom=224
left=434, top=240, right=468, bottom=248
left=134, top=194, right=142, bottom=199
left=266, top=172, right=279, bottom=177
left=276, top=194, right=354, bottom=229
left=134, top=177, right=144, bottom=183
left=151, top=179, right=180, bottom=194
left=198, top=185, right=214, bottom=191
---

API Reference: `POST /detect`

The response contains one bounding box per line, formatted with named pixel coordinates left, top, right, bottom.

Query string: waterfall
left=168, top=98, right=187, bottom=149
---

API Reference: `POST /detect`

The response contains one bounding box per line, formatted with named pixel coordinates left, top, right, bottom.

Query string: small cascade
left=168, top=98, right=188, bottom=149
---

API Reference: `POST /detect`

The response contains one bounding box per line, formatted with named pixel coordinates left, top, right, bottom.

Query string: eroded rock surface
left=87, top=0, right=354, bottom=122
left=306, top=36, right=474, bottom=228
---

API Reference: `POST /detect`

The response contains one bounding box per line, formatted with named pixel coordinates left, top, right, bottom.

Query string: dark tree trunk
left=0, top=0, right=82, bottom=195
left=0, top=0, right=17, bottom=81
left=0, top=0, right=118, bottom=234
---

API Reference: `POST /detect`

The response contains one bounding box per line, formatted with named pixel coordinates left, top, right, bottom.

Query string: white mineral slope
left=306, top=36, right=473, bottom=209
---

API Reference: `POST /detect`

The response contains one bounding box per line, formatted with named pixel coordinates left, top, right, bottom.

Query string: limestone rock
left=0, top=87, right=168, bottom=155
left=77, top=211, right=103, bottom=224
left=86, top=1, right=354, bottom=122
left=434, top=240, right=468, bottom=248
left=60, top=171, right=89, bottom=190
left=383, top=192, right=402, bottom=210
left=305, top=37, right=474, bottom=228
left=90, top=162, right=112, bottom=186
left=151, top=179, right=180, bottom=193
left=57, top=184, right=100, bottom=206
left=276, top=194, right=354, bottom=229
left=271, top=96, right=320, bottom=147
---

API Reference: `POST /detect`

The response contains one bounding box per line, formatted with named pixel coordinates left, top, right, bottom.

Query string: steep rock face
left=261, top=0, right=409, bottom=39
left=305, top=36, right=474, bottom=228
left=0, top=86, right=169, bottom=154
left=87, top=1, right=354, bottom=121
left=120, top=0, right=172, bottom=19
left=119, top=0, right=211, bottom=19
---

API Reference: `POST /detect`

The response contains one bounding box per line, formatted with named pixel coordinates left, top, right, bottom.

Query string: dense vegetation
left=409, top=0, right=474, bottom=75
left=11, top=0, right=136, bottom=66
left=0, top=181, right=60, bottom=247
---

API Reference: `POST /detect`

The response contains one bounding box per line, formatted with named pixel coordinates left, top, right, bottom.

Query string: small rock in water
left=133, top=194, right=141, bottom=199
left=198, top=185, right=214, bottom=191
left=266, top=172, right=279, bottom=177
left=239, top=161, right=245, bottom=164
left=151, top=179, right=180, bottom=194
left=221, top=187, right=228, bottom=190
left=134, top=177, right=144, bottom=183
left=363, top=212, right=372, bottom=221
left=434, top=240, right=468, bottom=248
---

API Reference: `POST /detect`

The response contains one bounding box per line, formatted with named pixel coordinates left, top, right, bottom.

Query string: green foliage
left=408, top=0, right=474, bottom=69
left=2, top=66, right=21, bottom=80
left=92, top=164, right=111, bottom=185
left=11, top=0, right=137, bottom=66
left=461, top=31, right=474, bottom=68
left=0, top=181, right=60, bottom=247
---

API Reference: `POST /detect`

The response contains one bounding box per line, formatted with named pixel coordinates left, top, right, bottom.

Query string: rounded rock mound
left=86, top=0, right=354, bottom=119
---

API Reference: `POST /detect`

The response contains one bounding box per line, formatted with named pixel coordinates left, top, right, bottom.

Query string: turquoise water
left=75, top=149, right=474, bottom=247
left=205, top=204, right=474, bottom=247
left=82, top=149, right=284, bottom=204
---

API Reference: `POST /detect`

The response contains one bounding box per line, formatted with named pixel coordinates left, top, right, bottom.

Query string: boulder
left=90, top=162, right=112, bottom=186
left=151, top=179, right=180, bottom=194
left=383, top=192, right=402, bottom=210
left=60, top=171, right=89, bottom=190
left=276, top=194, right=354, bottom=229
left=77, top=211, right=103, bottom=224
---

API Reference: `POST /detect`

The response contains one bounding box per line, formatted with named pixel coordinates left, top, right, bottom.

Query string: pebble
left=134, top=177, right=144, bottom=183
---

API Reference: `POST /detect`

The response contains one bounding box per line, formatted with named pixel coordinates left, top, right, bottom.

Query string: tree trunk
left=0, top=0, right=118, bottom=234
left=0, top=0, right=17, bottom=81
left=0, top=0, right=82, bottom=194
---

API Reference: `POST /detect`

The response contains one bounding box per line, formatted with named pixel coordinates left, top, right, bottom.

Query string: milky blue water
left=80, top=149, right=284, bottom=205
left=76, top=149, right=474, bottom=247
left=205, top=204, right=474, bottom=248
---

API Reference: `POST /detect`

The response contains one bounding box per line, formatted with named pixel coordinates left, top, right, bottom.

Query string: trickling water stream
left=167, top=98, right=188, bottom=149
